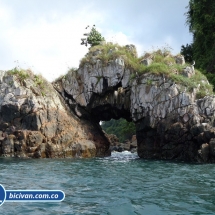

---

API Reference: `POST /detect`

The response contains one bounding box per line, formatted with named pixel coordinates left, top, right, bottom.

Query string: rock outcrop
left=56, top=44, right=215, bottom=163
left=0, top=70, right=110, bottom=158
left=1, top=43, right=215, bottom=163
left=106, top=134, right=137, bottom=153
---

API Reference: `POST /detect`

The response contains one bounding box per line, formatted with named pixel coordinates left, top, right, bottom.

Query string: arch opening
left=101, top=118, right=137, bottom=153
left=91, top=104, right=132, bottom=123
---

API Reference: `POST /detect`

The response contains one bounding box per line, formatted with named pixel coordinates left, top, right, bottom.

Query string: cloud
left=0, top=0, right=192, bottom=81
left=0, top=3, right=12, bottom=23
left=0, top=3, right=107, bottom=81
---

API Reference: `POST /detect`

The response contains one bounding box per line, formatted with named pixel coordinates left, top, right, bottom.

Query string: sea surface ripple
left=0, top=151, right=215, bottom=215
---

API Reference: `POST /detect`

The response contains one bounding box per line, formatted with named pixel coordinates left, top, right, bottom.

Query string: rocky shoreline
left=0, top=69, right=110, bottom=158
left=1, top=43, right=215, bottom=163
left=107, top=134, right=137, bottom=153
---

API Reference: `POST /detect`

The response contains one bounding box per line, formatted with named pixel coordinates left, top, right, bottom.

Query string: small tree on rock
left=81, top=25, right=105, bottom=47
left=180, top=43, right=193, bottom=63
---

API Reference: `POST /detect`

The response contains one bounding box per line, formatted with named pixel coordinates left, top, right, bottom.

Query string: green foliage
left=180, top=44, right=193, bottom=63
left=170, top=69, right=213, bottom=95
left=87, top=27, right=105, bottom=47
left=53, top=67, right=77, bottom=83
left=64, top=67, right=78, bottom=81
left=67, top=67, right=78, bottom=74
left=202, top=72, right=215, bottom=90
left=184, top=0, right=215, bottom=74
left=146, top=79, right=153, bottom=86
left=8, top=67, right=30, bottom=84
left=144, top=63, right=169, bottom=74
left=34, top=74, right=44, bottom=87
left=79, top=42, right=214, bottom=98
left=33, top=74, right=51, bottom=95
left=101, top=118, right=136, bottom=142
left=80, top=42, right=140, bottom=70
left=196, top=90, right=207, bottom=99
left=7, top=68, right=51, bottom=97
left=129, top=73, right=136, bottom=80
left=81, top=25, right=105, bottom=47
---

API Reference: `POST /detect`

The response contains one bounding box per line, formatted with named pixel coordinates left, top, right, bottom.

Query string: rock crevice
left=58, top=46, right=215, bottom=162
left=0, top=70, right=110, bottom=158
left=1, top=44, right=215, bottom=162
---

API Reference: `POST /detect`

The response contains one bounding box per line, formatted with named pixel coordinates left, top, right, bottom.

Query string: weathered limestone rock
left=140, top=58, right=153, bottom=66
left=182, top=66, right=195, bottom=78
left=1, top=45, right=215, bottom=163
left=140, top=53, right=154, bottom=66
left=59, top=48, right=215, bottom=163
left=0, top=71, right=110, bottom=158
left=62, top=56, right=131, bottom=122
left=125, top=44, right=138, bottom=58
left=175, top=55, right=185, bottom=65
left=106, top=133, right=136, bottom=152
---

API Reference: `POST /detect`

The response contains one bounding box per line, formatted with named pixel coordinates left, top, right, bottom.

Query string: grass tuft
left=77, top=43, right=214, bottom=99
left=7, top=67, right=52, bottom=96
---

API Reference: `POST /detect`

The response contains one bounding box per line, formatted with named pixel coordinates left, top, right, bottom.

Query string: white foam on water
left=109, top=151, right=139, bottom=162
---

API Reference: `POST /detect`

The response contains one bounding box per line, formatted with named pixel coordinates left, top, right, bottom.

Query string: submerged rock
left=106, top=133, right=137, bottom=152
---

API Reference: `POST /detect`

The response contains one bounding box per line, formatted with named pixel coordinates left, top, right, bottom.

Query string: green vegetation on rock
left=81, top=25, right=105, bottom=47
left=7, top=67, right=50, bottom=96
left=180, top=43, right=193, bottom=63
left=79, top=42, right=213, bottom=98
left=55, top=67, right=78, bottom=82
left=181, top=0, right=215, bottom=87
left=101, top=118, right=136, bottom=142
left=8, top=67, right=30, bottom=83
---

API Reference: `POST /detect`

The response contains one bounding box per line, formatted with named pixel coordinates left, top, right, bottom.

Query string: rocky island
left=1, top=43, right=215, bottom=163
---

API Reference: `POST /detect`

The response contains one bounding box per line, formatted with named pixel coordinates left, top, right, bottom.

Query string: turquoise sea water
left=0, top=151, right=215, bottom=215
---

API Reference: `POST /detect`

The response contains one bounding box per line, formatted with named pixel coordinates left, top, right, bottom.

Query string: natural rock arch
left=55, top=45, right=215, bottom=163
left=1, top=44, right=215, bottom=163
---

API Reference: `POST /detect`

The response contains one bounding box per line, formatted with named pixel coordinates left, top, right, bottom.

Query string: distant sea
left=0, top=151, right=215, bottom=215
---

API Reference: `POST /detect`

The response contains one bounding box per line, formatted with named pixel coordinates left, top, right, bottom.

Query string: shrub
left=34, top=74, right=44, bottom=87
left=81, top=25, right=105, bottom=47
left=7, top=68, right=52, bottom=97
left=8, top=67, right=30, bottom=84
left=101, top=118, right=135, bottom=142
left=77, top=43, right=214, bottom=99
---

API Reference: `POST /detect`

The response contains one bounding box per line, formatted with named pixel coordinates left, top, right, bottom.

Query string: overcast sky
left=0, top=0, right=192, bottom=81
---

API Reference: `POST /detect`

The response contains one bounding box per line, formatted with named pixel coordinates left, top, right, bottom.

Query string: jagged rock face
left=175, top=55, right=185, bottom=65
left=2, top=46, right=215, bottom=163
left=106, top=133, right=137, bottom=152
left=62, top=57, right=131, bottom=122
left=0, top=71, right=110, bottom=158
left=60, top=54, right=215, bottom=163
